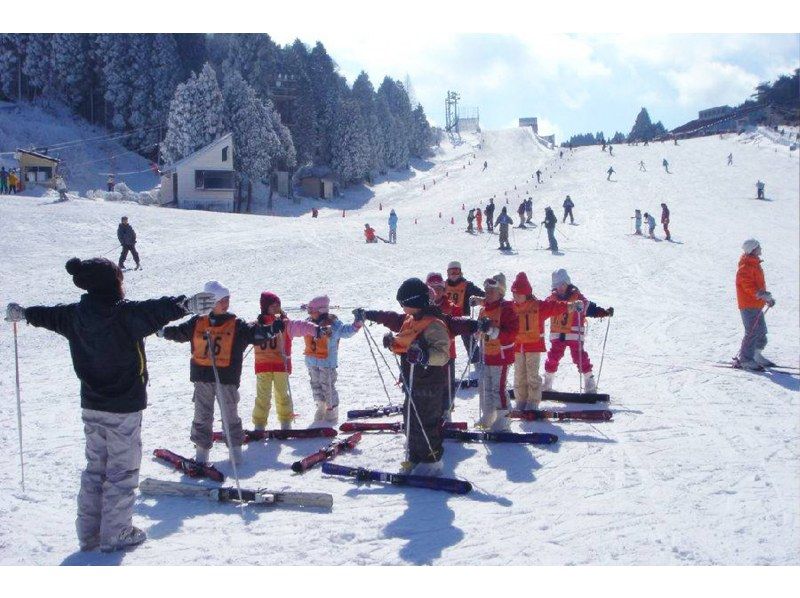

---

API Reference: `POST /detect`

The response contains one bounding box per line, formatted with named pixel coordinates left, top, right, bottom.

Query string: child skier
left=542, top=207, right=558, bottom=252
left=643, top=212, right=657, bottom=238
left=475, top=207, right=483, bottom=232
left=517, top=200, right=527, bottom=228
left=562, top=195, right=575, bottom=224
left=633, top=209, right=642, bottom=235
left=388, top=209, right=398, bottom=243
left=303, top=295, right=362, bottom=426
left=161, top=281, right=277, bottom=466
left=5, top=257, right=215, bottom=552
left=445, top=260, right=486, bottom=368
left=466, top=209, right=475, bottom=233
left=510, top=272, right=582, bottom=410
left=252, top=292, right=320, bottom=431
left=544, top=269, right=614, bottom=393
left=364, top=224, right=377, bottom=243
left=495, top=208, right=514, bottom=250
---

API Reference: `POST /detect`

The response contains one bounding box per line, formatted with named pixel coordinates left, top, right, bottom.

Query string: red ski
left=291, top=433, right=363, bottom=473
left=153, top=448, right=225, bottom=483
left=508, top=409, right=612, bottom=422
left=212, top=428, right=337, bottom=444
left=339, top=421, right=468, bottom=433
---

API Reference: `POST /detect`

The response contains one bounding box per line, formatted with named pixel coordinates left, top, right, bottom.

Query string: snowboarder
left=662, top=158, right=670, bottom=173
left=542, top=207, right=558, bottom=253
left=562, top=195, right=575, bottom=224
left=633, top=209, right=642, bottom=235
left=661, top=203, right=671, bottom=241
left=643, top=212, right=657, bottom=238
left=160, top=281, right=278, bottom=466
left=495, top=208, right=514, bottom=251
left=107, top=174, right=115, bottom=192
left=474, top=274, right=518, bottom=431
left=445, top=261, right=486, bottom=366
left=735, top=239, right=776, bottom=370
left=517, top=200, right=527, bottom=228
left=466, top=209, right=476, bottom=233
left=55, top=174, right=68, bottom=201
left=756, top=180, right=765, bottom=200
left=510, top=272, right=582, bottom=410
left=727, top=153, right=733, bottom=166
left=485, top=199, right=495, bottom=233
left=535, top=169, right=542, bottom=183
left=475, top=206, right=483, bottom=233
left=364, top=223, right=377, bottom=243
left=5, top=257, right=215, bottom=552
left=388, top=209, right=398, bottom=243
left=525, top=197, right=534, bottom=224
left=303, top=295, right=363, bottom=426
left=117, top=216, right=140, bottom=271
left=639, top=160, right=646, bottom=172
left=606, top=166, right=615, bottom=181
left=543, top=269, right=614, bottom=393
left=368, top=278, right=451, bottom=476
left=252, top=292, right=319, bottom=431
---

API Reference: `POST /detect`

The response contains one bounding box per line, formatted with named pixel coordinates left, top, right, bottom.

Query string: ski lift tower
left=445, top=90, right=461, bottom=141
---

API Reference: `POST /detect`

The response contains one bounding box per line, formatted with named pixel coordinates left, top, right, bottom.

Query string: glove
left=315, top=325, right=332, bottom=339
left=352, top=308, right=366, bottom=323
left=269, top=319, right=285, bottom=335
left=568, top=301, right=584, bottom=313
left=607, top=307, right=615, bottom=317
left=5, top=303, right=26, bottom=322
left=406, top=342, right=429, bottom=366
left=486, top=327, right=500, bottom=340
left=469, top=296, right=483, bottom=307
left=383, top=332, right=395, bottom=349
left=185, top=292, right=216, bottom=315
left=477, top=316, right=493, bottom=333
left=757, top=291, right=775, bottom=307
left=155, top=327, right=165, bottom=338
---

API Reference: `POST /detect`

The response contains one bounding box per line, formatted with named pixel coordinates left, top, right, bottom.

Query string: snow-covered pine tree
left=127, top=35, right=157, bottom=151
left=161, top=62, right=227, bottom=164
left=50, top=34, right=94, bottom=116
left=352, top=71, right=386, bottom=177
left=330, top=97, right=370, bottom=185
left=282, top=40, right=317, bottom=166
left=151, top=34, right=183, bottom=138
left=22, top=33, right=53, bottom=97
left=377, top=77, right=412, bottom=168
left=224, top=33, right=280, bottom=100
left=410, top=104, right=432, bottom=158
left=0, top=34, right=28, bottom=101
left=96, top=34, right=135, bottom=131
left=308, top=42, right=347, bottom=166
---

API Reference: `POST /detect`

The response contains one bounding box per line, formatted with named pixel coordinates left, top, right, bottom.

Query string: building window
left=222, top=146, right=228, bottom=162
left=195, top=170, right=234, bottom=190
left=25, top=166, right=53, bottom=183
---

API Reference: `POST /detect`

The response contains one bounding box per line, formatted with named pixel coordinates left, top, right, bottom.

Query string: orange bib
left=514, top=301, right=542, bottom=345
left=446, top=281, right=466, bottom=315
left=391, top=315, right=444, bottom=354
left=192, top=316, right=236, bottom=368
left=479, top=304, right=504, bottom=356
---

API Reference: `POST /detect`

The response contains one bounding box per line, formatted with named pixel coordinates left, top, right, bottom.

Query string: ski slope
left=0, top=127, right=798, bottom=565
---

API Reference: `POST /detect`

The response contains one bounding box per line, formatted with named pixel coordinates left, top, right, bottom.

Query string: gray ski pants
left=77, top=409, right=142, bottom=548
left=191, top=381, right=244, bottom=449
left=308, top=366, right=339, bottom=408
left=479, top=364, right=510, bottom=413
left=739, top=308, right=767, bottom=362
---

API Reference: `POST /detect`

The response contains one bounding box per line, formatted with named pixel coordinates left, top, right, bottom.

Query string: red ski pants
left=544, top=339, right=593, bottom=374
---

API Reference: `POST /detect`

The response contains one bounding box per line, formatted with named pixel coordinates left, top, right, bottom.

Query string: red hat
left=511, top=271, right=532, bottom=295
left=260, top=291, right=281, bottom=314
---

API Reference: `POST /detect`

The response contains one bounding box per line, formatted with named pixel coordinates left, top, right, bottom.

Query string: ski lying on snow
left=712, top=360, right=798, bottom=373
left=291, top=433, right=362, bottom=473
left=340, top=421, right=468, bottom=433
left=442, top=429, right=558, bottom=445
left=346, top=405, right=403, bottom=419
left=152, top=449, right=225, bottom=483
left=508, top=409, right=613, bottom=422
left=140, top=478, right=333, bottom=509
left=321, top=463, right=472, bottom=495
left=541, top=390, right=610, bottom=403
left=212, top=428, right=337, bottom=444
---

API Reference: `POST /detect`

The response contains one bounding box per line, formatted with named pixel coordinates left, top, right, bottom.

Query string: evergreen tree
left=308, top=42, right=347, bottom=165
left=174, top=34, right=207, bottom=79
left=0, top=34, right=27, bottom=100
left=330, top=97, right=370, bottom=184
left=224, top=33, right=280, bottom=100
left=410, top=104, right=432, bottom=158
left=96, top=34, right=135, bottom=130
left=282, top=40, right=317, bottom=166
left=50, top=34, right=94, bottom=116
left=22, top=33, right=53, bottom=97
left=352, top=71, right=386, bottom=175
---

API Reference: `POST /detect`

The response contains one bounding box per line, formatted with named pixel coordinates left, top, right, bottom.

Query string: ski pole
left=363, top=325, right=394, bottom=405
left=555, top=227, right=570, bottom=240
left=102, top=244, right=121, bottom=257
left=392, top=356, right=435, bottom=464
left=204, top=332, right=244, bottom=505
left=596, top=316, right=612, bottom=389
left=13, top=322, right=25, bottom=492
left=738, top=305, right=771, bottom=361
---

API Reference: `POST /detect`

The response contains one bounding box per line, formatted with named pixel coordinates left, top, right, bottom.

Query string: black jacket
left=445, top=277, right=485, bottom=315
left=162, top=313, right=271, bottom=386
left=117, top=223, right=136, bottom=246
left=25, top=294, right=188, bottom=413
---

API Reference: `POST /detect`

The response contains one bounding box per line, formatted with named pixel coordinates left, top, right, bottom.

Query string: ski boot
left=753, top=349, right=776, bottom=368
left=583, top=372, right=597, bottom=393
left=542, top=373, right=555, bottom=391
left=100, top=526, right=147, bottom=553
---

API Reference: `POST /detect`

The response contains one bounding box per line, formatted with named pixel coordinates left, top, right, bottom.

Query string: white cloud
left=536, top=117, right=564, bottom=142
left=666, top=62, right=760, bottom=108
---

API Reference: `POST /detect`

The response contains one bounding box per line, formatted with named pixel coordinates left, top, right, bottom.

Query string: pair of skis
left=508, top=409, right=613, bottom=422
left=321, top=463, right=473, bottom=495
left=210, top=427, right=337, bottom=444
left=507, top=388, right=610, bottom=404
left=338, top=421, right=558, bottom=445
left=339, top=421, right=468, bottom=433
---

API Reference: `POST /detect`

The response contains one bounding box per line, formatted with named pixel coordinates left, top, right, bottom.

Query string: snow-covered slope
left=0, top=128, right=798, bottom=565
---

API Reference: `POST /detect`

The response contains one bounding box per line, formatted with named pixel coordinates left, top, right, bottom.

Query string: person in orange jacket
left=364, top=224, right=377, bottom=243
left=475, top=207, right=483, bottom=233
left=735, top=239, right=776, bottom=370
left=510, top=272, right=582, bottom=411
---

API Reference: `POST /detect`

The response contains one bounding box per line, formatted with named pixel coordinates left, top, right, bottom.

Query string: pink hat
left=307, top=295, right=330, bottom=313
left=426, top=272, right=445, bottom=288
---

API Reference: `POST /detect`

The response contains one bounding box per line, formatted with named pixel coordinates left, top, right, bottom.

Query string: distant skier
left=525, top=197, right=534, bottom=224
left=107, top=174, right=115, bottom=192
left=608, top=145, right=614, bottom=156
left=727, top=153, right=733, bottom=166
left=601, top=141, right=607, bottom=152
left=485, top=198, right=495, bottom=233
left=517, top=200, right=527, bottom=228
left=7, top=169, right=18, bottom=194
left=544, top=269, right=614, bottom=393
left=633, top=209, right=642, bottom=235
left=542, top=207, right=558, bottom=253
left=735, top=239, right=776, bottom=370
left=495, top=207, right=514, bottom=251
left=756, top=180, right=765, bottom=200
left=55, top=174, right=68, bottom=201
left=117, top=216, right=141, bottom=271
left=388, top=209, right=398, bottom=243
left=606, top=166, right=615, bottom=181
left=364, top=224, right=377, bottom=243
left=562, top=195, right=575, bottom=224
left=643, top=212, right=657, bottom=238
left=466, top=209, right=476, bottom=233
left=483, top=160, right=488, bottom=171
left=311, top=207, right=318, bottom=218
left=661, top=203, right=671, bottom=241
left=639, top=160, right=646, bottom=172
left=662, top=158, right=670, bottom=173
left=475, top=206, right=483, bottom=232
left=0, top=166, right=7, bottom=194
left=535, top=169, right=542, bottom=183
left=5, top=257, right=216, bottom=552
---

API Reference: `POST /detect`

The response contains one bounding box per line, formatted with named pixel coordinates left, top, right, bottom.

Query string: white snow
left=0, top=126, right=798, bottom=566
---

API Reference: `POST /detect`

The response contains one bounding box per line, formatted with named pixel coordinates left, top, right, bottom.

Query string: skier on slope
left=473, top=274, right=518, bottom=431
left=160, top=281, right=278, bottom=466
left=607, top=166, right=615, bottom=181
left=661, top=203, right=671, bottom=241
left=485, top=198, right=496, bottom=232
left=364, top=224, right=377, bottom=243
left=475, top=206, right=483, bottom=232
left=510, top=272, right=582, bottom=411
left=662, top=158, right=670, bottom=173
left=543, top=269, right=614, bottom=393
left=251, top=292, right=320, bottom=431
left=756, top=180, right=765, bottom=200
left=535, top=169, right=542, bottom=183
left=361, top=278, right=451, bottom=476
left=643, top=212, right=657, bottom=238
left=639, top=160, right=646, bottom=172
left=117, top=216, right=141, bottom=271
left=495, top=207, right=514, bottom=251
left=55, top=174, right=68, bottom=201
left=302, top=295, right=362, bottom=426
left=5, top=257, right=215, bottom=552
left=466, top=209, right=476, bottom=233
left=525, top=197, right=534, bottom=224
left=735, top=239, right=776, bottom=370
left=388, top=209, right=398, bottom=244
left=517, top=200, right=527, bottom=228
left=542, top=207, right=558, bottom=253
left=445, top=261, right=485, bottom=369
left=562, top=195, right=575, bottom=224
left=727, top=153, right=733, bottom=166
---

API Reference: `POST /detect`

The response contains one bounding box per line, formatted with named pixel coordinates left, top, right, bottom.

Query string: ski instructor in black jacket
left=4, top=257, right=216, bottom=553
left=117, top=216, right=140, bottom=271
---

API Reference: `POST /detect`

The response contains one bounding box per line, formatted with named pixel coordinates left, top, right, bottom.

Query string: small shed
left=159, top=133, right=235, bottom=212
left=15, top=149, right=59, bottom=188
left=298, top=166, right=336, bottom=200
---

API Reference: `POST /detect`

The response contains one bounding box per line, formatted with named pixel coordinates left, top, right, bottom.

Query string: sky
left=266, top=32, right=799, bottom=142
